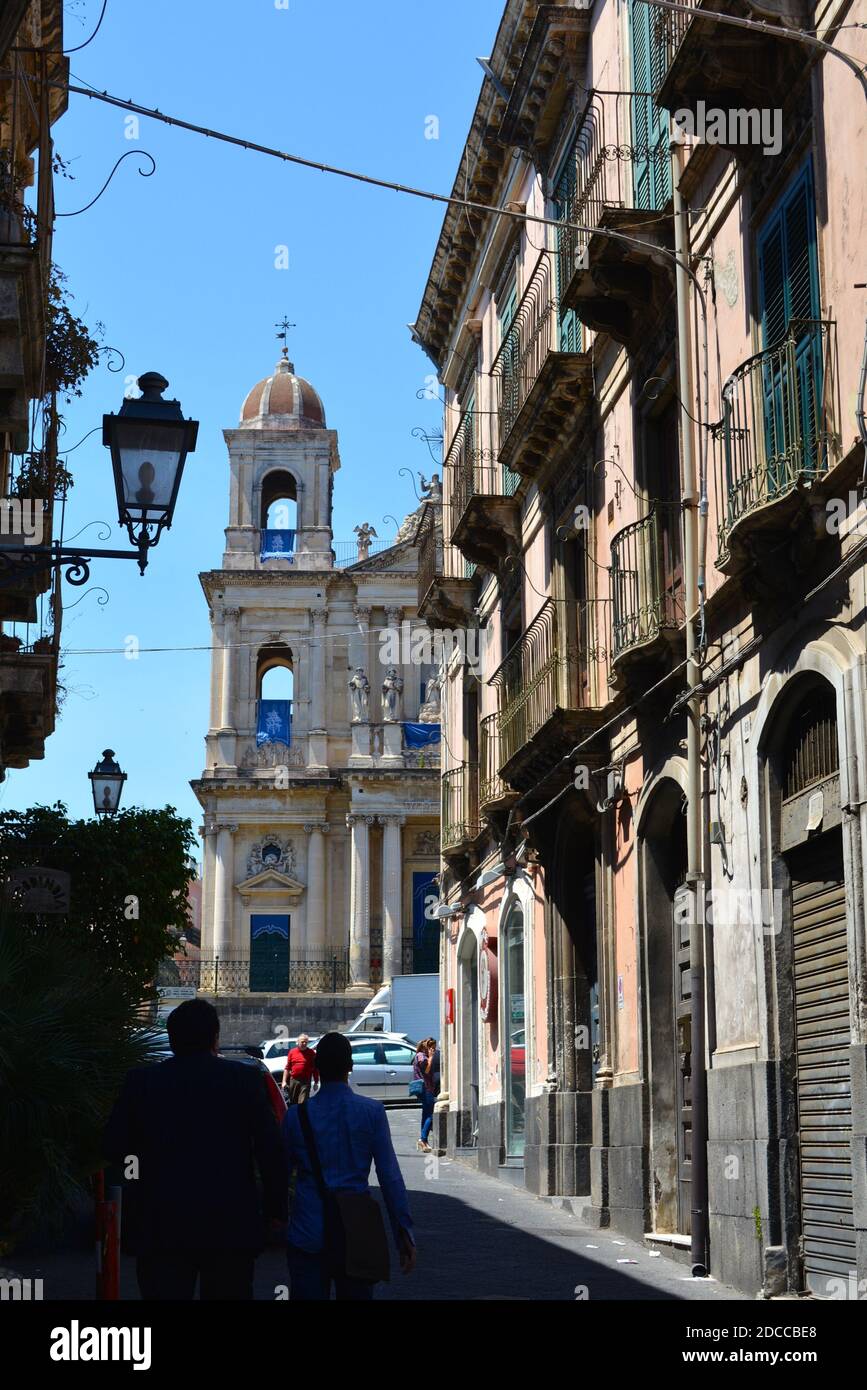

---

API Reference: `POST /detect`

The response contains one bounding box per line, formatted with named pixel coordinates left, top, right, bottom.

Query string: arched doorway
left=640, top=777, right=690, bottom=1234
left=458, top=929, right=480, bottom=1147
left=765, top=676, right=854, bottom=1296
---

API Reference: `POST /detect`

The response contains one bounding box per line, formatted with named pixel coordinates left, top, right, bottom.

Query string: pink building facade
left=414, top=0, right=867, bottom=1297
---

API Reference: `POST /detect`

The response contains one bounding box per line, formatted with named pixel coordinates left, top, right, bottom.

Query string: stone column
left=307, top=608, right=329, bottom=770
left=380, top=814, right=405, bottom=983
left=219, top=608, right=240, bottom=730
left=353, top=604, right=371, bottom=674
left=304, top=822, right=329, bottom=960
left=347, top=813, right=374, bottom=991
left=201, top=823, right=218, bottom=954
left=212, top=823, right=237, bottom=985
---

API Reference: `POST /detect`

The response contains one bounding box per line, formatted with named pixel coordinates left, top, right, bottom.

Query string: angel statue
left=382, top=667, right=404, bottom=722
left=348, top=667, right=370, bottom=722
left=354, top=522, right=378, bottom=561
left=418, top=672, right=442, bottom=722
left=418, top=472, right=443, bottom=503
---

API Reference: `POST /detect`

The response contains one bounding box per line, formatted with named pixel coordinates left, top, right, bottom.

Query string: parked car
left=260, top=1036, right=298, bottom=1080
left=346, top=1036, right=420, bottom=1105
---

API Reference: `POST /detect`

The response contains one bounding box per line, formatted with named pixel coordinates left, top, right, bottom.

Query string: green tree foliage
left=0, top=910, right=166, bottom=1246
left=0, top=803, right=196, bottom=1004
left=0, top=804, right=196, bottom=1244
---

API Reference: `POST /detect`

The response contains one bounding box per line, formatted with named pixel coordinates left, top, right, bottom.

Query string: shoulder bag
left=297, top=1103, right=391, bottom=1284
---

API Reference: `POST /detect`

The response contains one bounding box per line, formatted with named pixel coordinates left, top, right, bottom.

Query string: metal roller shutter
left=791, top=851, right=855, bottom=1294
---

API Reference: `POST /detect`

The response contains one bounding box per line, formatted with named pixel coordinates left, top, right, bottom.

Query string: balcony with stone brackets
left=609, top=501, right=685, bottom=690
left=416, top=502, right=475, bottom=632
left=555, top=88, right=675, bottom=347
left=492, top=251, right=594, bottom=481
left=498, top=2, right=593, bottom=156
left=711, top=318, right=842, bottom=584
left=441, top=762, right=481, bottom=864
left=0, top=630, right=58, bottom=772
left=654, top=0, right=812, bottom=126
left=489, top=596, right=610, bottom=795
left=446, top=409, right=521, bottom=572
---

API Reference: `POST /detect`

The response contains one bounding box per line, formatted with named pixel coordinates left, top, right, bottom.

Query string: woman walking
left=418, top=1038, right=440, bottom=1153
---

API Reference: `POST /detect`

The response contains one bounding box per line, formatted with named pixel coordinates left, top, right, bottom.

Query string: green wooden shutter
left=630, top=0, right=671, bottom=211
left=756, top=165, right=823, bottom=485
left=553, top=140, right=583, bottom=353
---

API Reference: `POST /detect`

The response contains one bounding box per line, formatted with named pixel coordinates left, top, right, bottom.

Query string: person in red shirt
left=282, top=1035, right=319, bottom=1106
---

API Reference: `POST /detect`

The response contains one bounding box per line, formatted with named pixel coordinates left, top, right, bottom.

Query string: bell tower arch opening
left=260, top=469, right=298, bottom=559
left=256, top=643, right=294, bottom=748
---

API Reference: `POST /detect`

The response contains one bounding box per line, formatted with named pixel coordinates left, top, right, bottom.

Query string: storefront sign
left=480, top=928, right=498, bottom=1023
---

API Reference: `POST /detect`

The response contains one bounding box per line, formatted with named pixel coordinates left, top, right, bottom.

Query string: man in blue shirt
left=282, top=1031, right=416, bottom=1300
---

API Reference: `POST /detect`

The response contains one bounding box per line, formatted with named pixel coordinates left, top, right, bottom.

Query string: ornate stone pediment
left=237, top=867, right=304, bottom=898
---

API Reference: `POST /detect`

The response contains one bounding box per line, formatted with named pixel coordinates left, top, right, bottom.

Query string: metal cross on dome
left=275, top=315, right=296, bottom=358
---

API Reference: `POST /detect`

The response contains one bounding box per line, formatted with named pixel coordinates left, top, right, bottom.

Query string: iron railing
left=441, top=763, right=480, bottom=851
left=480, top=713, right=509, bottom=806
left=446, top=408, right=520, bottom=529
left=333, top=539, right=393, bottom=567
left=169, top=955, right=350, bottom=994
left=654, top=0, right=698, bottom=87
left=610, top=503, right=685, bottom=660
left=490, top=252, right=581, bottom=447
left=712, top=319, right=837, bottom=562
left=417, top=504, right=467, bottom=606
left=489, top=597, right=612, bottom=766
left=554, top=88, right=672, bottom=293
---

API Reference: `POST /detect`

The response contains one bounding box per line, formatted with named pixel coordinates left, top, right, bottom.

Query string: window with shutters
left=629, top=0, right=672, bottom=212
left=552, top=139, right=584, bottom=352
left=756, top=165, right=824, bottom=485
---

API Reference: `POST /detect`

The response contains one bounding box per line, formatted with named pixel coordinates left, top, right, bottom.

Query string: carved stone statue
left=419, top=472, right=442, bottom=503
left=349, top=667, right=370, bottom=722
left=382, top=667, right=404, bottom=722
left=354, top=522, right=378, bottom=561
left=418, top=673, right=441, bottom=722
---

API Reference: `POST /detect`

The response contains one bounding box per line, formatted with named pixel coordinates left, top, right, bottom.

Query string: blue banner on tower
left=257, top=699, right=292, bottom=746
left=403, top=722, right=441, bottom=749
left=260, top=529, right=296, bottom=560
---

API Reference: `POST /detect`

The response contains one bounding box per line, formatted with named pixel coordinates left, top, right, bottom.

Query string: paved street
left=13, top=1105, right=746, bottom=1302
left=254, top=1106, right=745, bottom=1302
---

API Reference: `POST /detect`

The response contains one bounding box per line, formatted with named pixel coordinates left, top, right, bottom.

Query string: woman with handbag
left=419, top=1039, right=440, bottom=1153
left=412, top=1039, right=430, bottom=1149
left=282, top=1031, right=416, bottom=1300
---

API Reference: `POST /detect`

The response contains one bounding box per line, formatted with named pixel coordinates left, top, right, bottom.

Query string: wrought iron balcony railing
left=610, top=503, right=685, bottom=661
left=555, top=88, right=672, bottom=290
left=441, top=762, right=480, bottom=852
left=490, top=252, right=582, bottom=448
left=712, top=319, right=838, bottom=563
left=480, top=713, right=509, bottom=807
left=446, top=408, right=520, bottom=530
left=654, top=0, right=695, bottom=83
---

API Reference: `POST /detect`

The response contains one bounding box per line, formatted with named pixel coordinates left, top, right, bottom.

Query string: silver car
left=347, top=1037, right=420, bottom=1104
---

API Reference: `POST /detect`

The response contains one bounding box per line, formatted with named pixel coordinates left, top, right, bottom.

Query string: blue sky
left=2, top=0, right=503, bottom=837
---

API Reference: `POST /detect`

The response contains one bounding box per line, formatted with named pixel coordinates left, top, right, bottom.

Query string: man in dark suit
left=103, top=999, right=287, bottom=1300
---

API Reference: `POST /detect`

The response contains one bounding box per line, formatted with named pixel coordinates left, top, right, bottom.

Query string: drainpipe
left=671, top=140, right=709, bottom=1277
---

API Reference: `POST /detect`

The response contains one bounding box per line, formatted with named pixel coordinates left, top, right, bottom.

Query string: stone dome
left=240, top=354, right=326, bottom=430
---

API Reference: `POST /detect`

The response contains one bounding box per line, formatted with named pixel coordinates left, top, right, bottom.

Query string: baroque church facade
left=191, top=351, right=441, bottom=1007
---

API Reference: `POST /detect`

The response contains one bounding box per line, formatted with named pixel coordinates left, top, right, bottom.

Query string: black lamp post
left=89, top=749, right=127, bottom=815
left=103, top=372, right=199, bottom=573
left=0, top=373, right=198, bottom=591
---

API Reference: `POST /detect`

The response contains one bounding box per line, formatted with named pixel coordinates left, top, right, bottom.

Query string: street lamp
left=89, top=749, right=127, bottom=815
left=103, top=372, right=199, bottom=573
left=0, top=372, right=198, bottom=590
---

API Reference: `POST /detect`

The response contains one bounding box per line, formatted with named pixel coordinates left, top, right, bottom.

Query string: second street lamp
left=89, top=749, right=127, bottom=815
